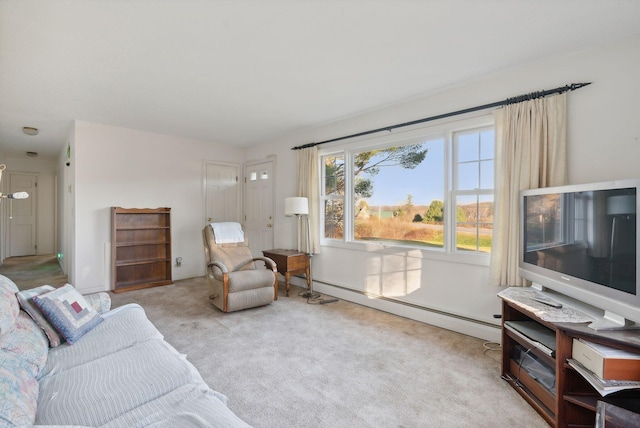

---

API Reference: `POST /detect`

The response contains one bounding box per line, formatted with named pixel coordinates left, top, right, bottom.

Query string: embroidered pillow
left=16, top=285, right=64, bottom=347
left=0, top=274, right=20, bottom=335
left=33, top=284, right=103, bottom=344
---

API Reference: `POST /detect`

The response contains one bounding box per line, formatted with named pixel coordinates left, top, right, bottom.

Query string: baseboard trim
left=299, top=278, right=501, bottom=343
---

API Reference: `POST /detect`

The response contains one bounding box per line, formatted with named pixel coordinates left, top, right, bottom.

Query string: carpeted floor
left=110, top=278, right=550, bottom=428
left=0, top=254, right=68, bottom=290
left=0, top=257, right=548, bottom=427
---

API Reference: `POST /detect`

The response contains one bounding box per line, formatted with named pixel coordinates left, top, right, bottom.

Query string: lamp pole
left=299, top=212, right=320, bottom=299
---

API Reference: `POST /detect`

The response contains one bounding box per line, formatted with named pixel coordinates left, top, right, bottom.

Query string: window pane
left=352, top=139, right=445, bottom=248
left=480, top=159, right=494, bottom=189
left=324, top=155, right=344, bottom=196
left=456, top=194, right=493, bottom=253
left=324, top=199, right=344, bottom=239
left=457, top=132, right=479, bottom=163
left=458, top=161, right=479, bottom=190
left=480, top=130, right=495, bottom=159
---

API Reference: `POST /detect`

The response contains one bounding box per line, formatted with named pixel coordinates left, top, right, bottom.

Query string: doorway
left=204, top=162, right=241, bottom=224
left=6, top=172, right=37, bottom=257
left=244, top=159, right=275, bottom=257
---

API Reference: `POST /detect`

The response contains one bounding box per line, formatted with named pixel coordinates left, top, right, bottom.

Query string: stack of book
left=569, top=338, right=640, bottom=396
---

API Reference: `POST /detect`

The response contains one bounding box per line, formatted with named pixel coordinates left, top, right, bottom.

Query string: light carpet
left=110, top=278, right=549, bottom=428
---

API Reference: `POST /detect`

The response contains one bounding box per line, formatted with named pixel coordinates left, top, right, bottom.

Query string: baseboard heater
left=312, top=278, right=499, bottom=329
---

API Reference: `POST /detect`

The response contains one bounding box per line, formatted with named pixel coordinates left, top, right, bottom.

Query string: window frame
left=319, top=114, right=494, bottom=265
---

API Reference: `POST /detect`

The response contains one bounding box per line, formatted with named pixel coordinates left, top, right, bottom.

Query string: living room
left=1, top=2, right=640, bottom=425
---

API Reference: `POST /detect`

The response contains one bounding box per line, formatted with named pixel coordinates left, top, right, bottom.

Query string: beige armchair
left=202, top=223, right=278, bottom=312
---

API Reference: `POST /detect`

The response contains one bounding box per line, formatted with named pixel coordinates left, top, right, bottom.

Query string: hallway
left=0, top=254, right=67, bottom=290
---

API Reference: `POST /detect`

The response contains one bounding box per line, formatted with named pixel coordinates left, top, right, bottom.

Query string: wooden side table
left=262, top=249, right=310, bottom=296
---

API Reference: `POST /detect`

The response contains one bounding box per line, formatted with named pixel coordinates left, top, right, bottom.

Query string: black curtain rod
left=291, top=82, right=591, bottom=150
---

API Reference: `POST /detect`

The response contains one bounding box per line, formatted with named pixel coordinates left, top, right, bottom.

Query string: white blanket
left=211, top=222, right=244, bottom=244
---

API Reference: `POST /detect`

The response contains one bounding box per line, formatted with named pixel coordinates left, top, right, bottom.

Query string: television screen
left=523, top=187, right=636, bottom=295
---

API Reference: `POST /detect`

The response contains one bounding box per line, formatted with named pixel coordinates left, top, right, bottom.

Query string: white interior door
left=204, top=162, right=240, bottom=224
left=244, top=159, right=274, bottom=257
left=8, top=173, right=37, bottom=257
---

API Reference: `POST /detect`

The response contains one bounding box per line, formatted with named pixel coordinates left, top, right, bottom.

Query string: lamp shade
left=607, top=195, right=636, bottom=215
left=284, top=197, right=309, bottom=216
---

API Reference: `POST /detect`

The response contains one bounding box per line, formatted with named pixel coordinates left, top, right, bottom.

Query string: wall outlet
left=176, top=257, right=182, bottom=267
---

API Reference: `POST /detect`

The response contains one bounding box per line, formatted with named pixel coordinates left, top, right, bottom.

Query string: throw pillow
left=33, top=284, right=103, bottom=344
left=16, top=285, right=64, bottom=347
left=0, top=274, right=20, bottom=335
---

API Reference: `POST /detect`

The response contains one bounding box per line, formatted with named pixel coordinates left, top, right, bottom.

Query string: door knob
left=207, top=217, right=212, bottom=222
left=267, top=224, right=272, bottom=228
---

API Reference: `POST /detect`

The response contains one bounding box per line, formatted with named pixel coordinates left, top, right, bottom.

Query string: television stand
left=499, top=287, right=640, bottom=427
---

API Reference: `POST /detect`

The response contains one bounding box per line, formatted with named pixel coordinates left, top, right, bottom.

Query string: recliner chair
left=202, top=223, right=278, bottom=312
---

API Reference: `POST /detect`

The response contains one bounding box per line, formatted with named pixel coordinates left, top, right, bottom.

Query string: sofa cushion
left=37, top=335, right=244, bottom=427
left=0, top=274, right=19, bottom=335
left=0, top=311, right=48, bottom=378
left=101, top=382, right=250, bottom=428
left=38, top=304, right=162, bottom=379
left=33, top=284, right=103, bottom=344
left=36, top=303, right=249, bottom=427
left=0, top=353, right=39, bottom=428
left=228, top=269, right=277, bottom=292
left=16, top=285, right=64, bottom=347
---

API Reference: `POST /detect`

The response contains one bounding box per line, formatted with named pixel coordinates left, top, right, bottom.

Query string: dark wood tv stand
left=499, top=288, right=640, bottom=427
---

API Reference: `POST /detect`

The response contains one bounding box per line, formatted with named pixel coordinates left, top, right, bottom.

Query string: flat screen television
left=519, top=179, right=640, bottom=330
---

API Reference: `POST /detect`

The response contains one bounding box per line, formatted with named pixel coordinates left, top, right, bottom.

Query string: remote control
left=533, top=296, right=563, bottom=308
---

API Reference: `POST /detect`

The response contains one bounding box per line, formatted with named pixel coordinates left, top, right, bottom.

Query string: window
left=320, top=117, right=495, bottom=254
left=323, top=154, right=345, bottom=239
left=453, top=127, right=494, bottom=252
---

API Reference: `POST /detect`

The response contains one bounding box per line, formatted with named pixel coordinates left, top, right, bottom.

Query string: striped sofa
left=0, top=274, right=249, bottom=427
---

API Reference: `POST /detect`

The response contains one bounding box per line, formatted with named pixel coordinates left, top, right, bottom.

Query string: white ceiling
left=2, top=1, right=640, bottom=159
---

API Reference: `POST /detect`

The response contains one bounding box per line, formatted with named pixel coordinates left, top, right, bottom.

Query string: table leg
left=285, top=272, right=291, bottom=296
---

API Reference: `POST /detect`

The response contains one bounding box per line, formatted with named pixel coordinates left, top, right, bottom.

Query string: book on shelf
left=572, top=338, right=640, bottom=381
left=567, top=358, right=640, bottom=397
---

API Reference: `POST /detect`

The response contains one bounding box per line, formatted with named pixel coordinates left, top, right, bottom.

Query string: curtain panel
left=489, top=93, right=567, bottom=286
left=296, top=147, right=321, bottom=254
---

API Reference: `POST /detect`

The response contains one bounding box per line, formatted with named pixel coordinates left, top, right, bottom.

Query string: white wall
left=246, top=35, right=640, bottom=342
left=72, top=121, right=245, bottom=293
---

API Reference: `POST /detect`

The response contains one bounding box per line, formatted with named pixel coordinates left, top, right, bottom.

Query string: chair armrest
left=253, top=256, right=277, bottom=271
left=208, top=261, right=229, bottom=274
left=84, top=292, right=112, bottom=314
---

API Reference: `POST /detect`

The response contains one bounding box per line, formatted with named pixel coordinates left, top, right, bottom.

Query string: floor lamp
left=284, top=197, right=321, bottom=299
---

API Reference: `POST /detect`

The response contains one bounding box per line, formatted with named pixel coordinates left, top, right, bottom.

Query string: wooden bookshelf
left=111, top=207, right=172, bottom=292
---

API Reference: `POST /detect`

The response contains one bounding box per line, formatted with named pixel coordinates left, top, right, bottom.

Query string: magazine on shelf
left=567, top=358, right=640, bottom=397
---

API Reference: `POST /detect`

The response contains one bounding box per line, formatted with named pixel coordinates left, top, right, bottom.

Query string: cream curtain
left=489, top=93, right=567, bottom=286
left=296, top=146, right=321, bottom=254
